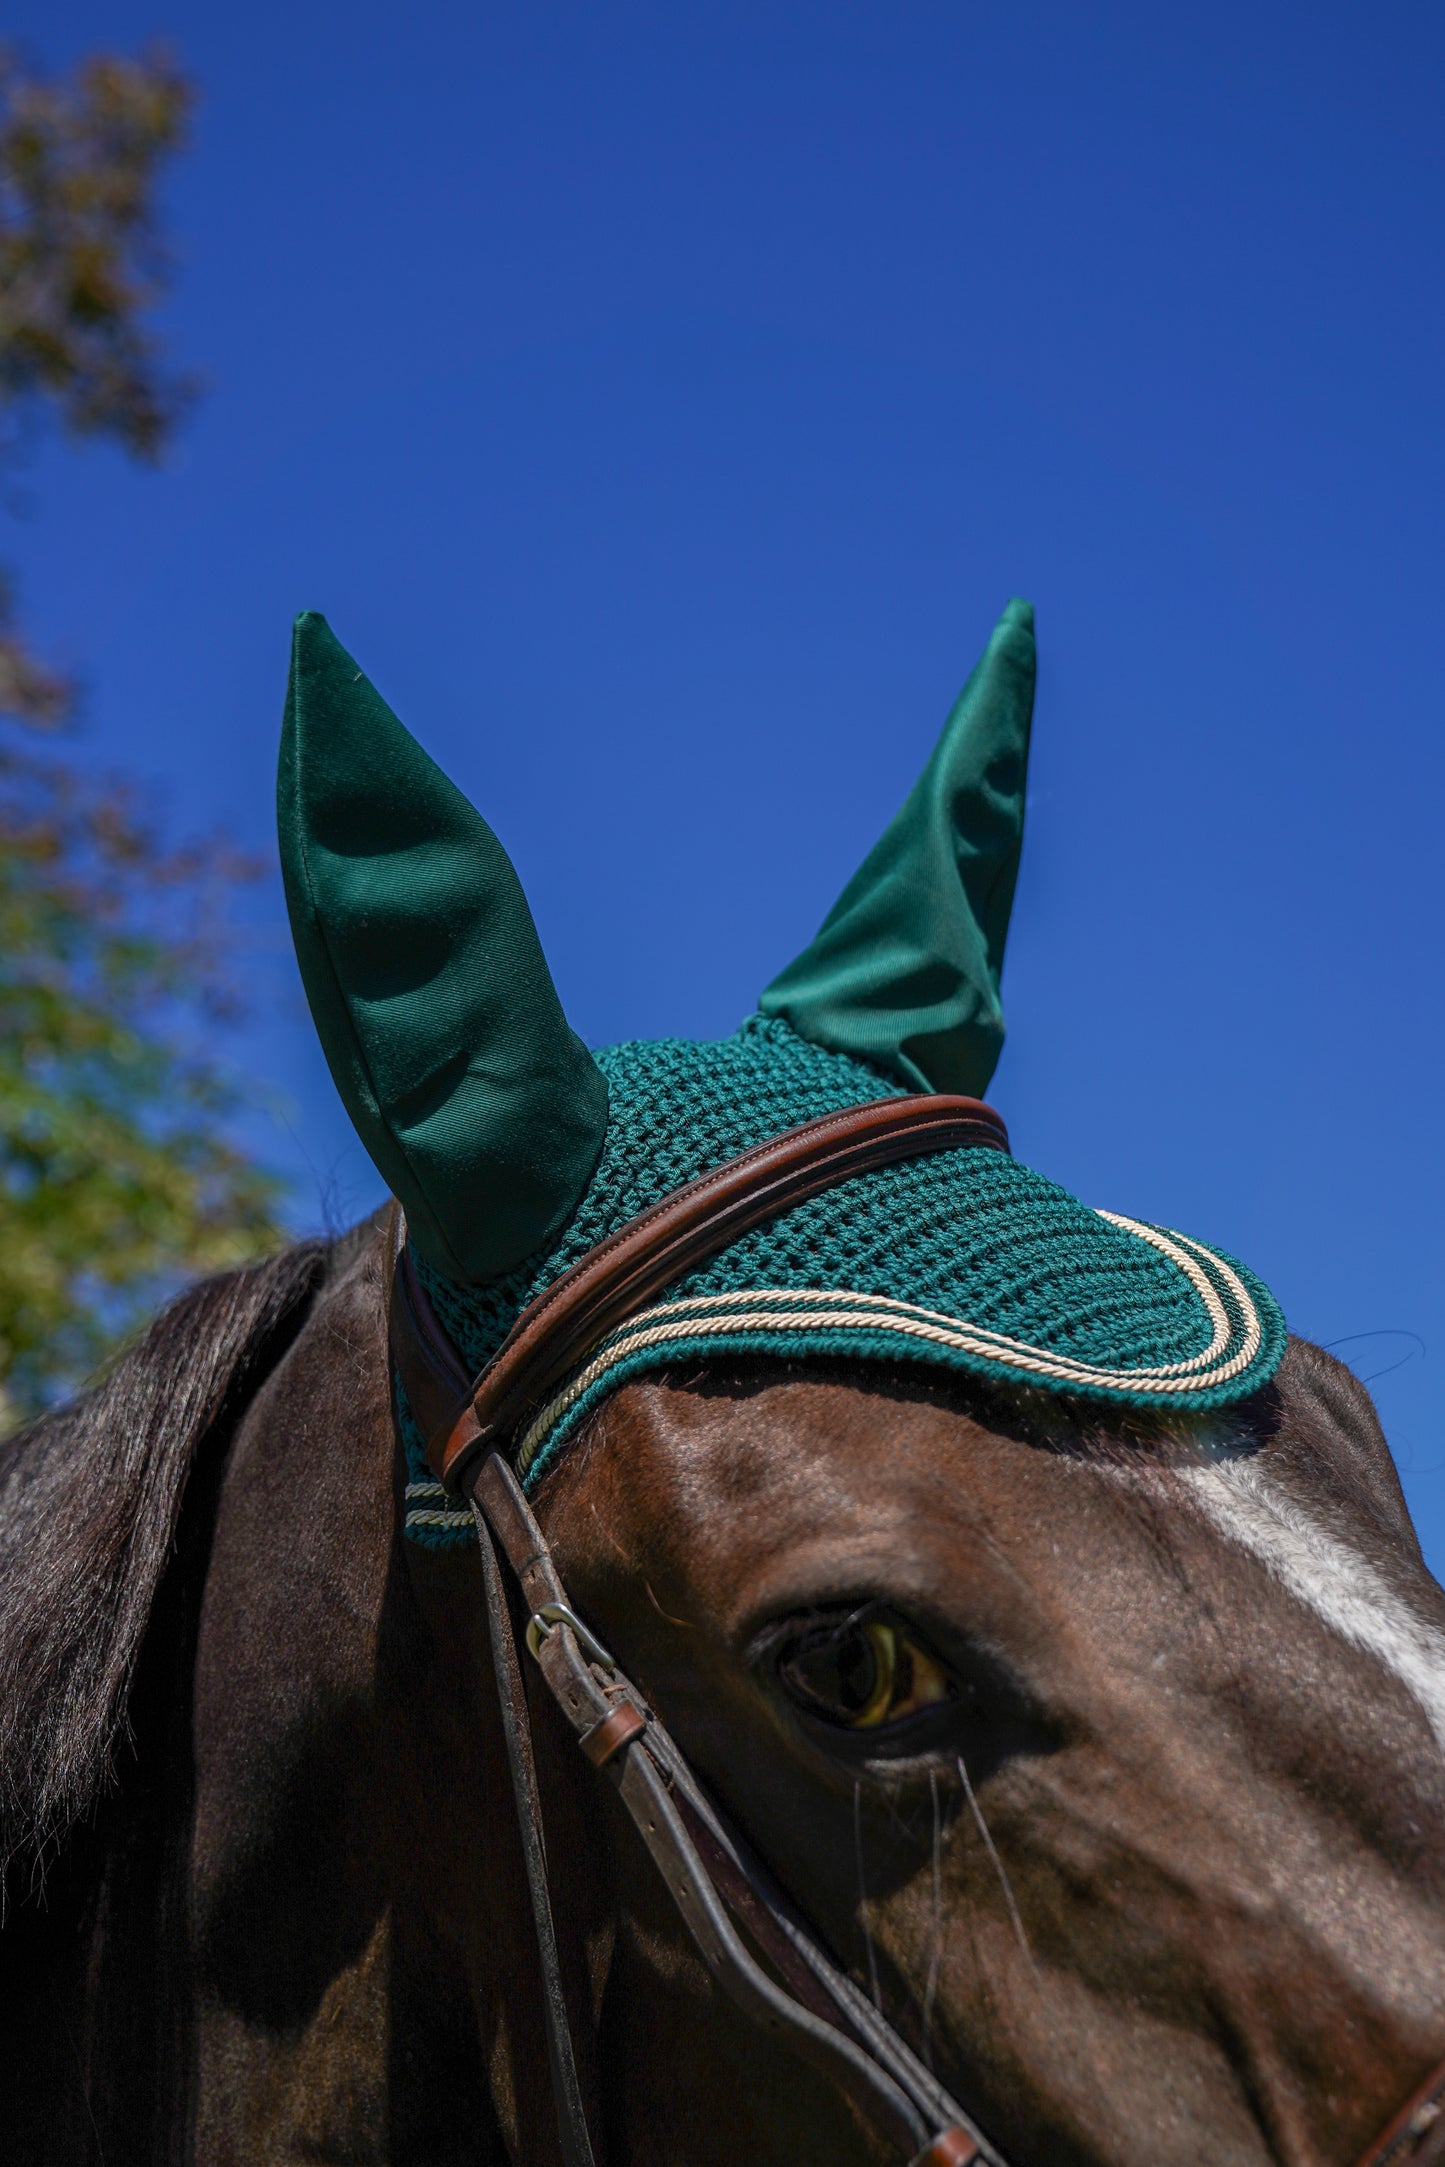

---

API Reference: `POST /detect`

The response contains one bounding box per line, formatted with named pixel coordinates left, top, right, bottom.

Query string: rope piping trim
left=405, top=1482, right=469, bottom=1530
left=402, top=1212, right=1267, bottom=1533
left=513, top=1220, right=1262, bottom=1477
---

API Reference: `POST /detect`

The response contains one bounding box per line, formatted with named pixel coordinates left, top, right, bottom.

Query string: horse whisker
left=958, top=1752, right=1034, bottom=1965
left=853, top=1779, right=884, bottom=2011
left=643, top=1578, right=694, bottom=1629
left=922, top=1768, right=943, bottom=2070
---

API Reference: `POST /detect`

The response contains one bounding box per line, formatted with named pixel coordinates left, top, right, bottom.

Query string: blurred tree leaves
left=0, top=44, right=195, bottom=720
left=0, top=45, right=283, bottom=1425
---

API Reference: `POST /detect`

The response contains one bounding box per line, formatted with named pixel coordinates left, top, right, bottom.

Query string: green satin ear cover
left=759, top=598, right=1036, bottom=1097
left=278, top=612, right=608, bottom=1283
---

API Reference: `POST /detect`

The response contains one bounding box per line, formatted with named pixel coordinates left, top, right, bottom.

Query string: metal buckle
left=526, top=1601, right=616, bottom=1670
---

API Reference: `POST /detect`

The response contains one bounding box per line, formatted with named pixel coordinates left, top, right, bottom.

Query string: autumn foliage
left=0, top=46, right=283, bottom=1421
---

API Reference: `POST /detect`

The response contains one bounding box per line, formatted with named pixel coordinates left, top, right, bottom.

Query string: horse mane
left=0, top=1237, right=332, bottom=1870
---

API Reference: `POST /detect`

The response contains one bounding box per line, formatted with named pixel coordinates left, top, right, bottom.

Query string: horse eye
left=776, top=1616, right=953, bottom=1731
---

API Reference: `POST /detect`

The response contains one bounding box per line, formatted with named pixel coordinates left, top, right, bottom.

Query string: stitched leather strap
left=467, top=1447, right=995, bottom=2167
left=472, top=1496, right=597, bottom=2167
left=394, top=1091, right=1008, bottom=1489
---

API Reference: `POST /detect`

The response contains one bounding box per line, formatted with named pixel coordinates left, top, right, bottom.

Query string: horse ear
left=760, top=598, right=1036, bottom=1097
left=278, top=612, right=608, bottom=1282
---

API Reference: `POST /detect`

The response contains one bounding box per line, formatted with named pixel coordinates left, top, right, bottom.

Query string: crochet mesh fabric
left=400, top=1016, right=1285, bottom=1544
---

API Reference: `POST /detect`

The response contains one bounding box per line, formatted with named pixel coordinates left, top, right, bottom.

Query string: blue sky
left=9, top=2, right=1445, bottom=1562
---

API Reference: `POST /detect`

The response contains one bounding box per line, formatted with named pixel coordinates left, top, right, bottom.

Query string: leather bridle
left=386, top=1092, right=1445, bottom=2167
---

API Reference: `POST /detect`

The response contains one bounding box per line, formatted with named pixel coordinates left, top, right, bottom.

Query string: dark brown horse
left=3, top=598, right=1444, bottom=2164
left=1, top=1208, right=1443, bottom=2165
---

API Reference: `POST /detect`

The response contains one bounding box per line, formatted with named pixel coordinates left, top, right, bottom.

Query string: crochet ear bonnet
left=278, top=604, right=1285, bottom=1547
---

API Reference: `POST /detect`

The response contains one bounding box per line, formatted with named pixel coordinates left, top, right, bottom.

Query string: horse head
left=522, top=1346, right=1445, bottom=2165
left=272, top=603, right=1445, bottom=2166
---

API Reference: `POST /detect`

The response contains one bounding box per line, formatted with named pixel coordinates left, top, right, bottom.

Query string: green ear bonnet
left=279, top=612, right=608, bottom=1284
left=278, top=605, right=1285, bottom=1548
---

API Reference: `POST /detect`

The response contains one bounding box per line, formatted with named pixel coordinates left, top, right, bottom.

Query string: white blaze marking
left=1178, top=1456, right=1445, bottom=1755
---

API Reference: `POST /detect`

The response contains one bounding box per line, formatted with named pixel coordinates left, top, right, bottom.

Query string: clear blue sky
left=10, top=3, right=1445, bottom=1563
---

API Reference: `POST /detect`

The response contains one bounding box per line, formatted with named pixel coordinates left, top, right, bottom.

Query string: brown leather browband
left=397, top=1090, right=1009, bottom=1491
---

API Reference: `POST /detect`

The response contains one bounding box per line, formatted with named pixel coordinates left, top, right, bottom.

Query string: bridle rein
left=386, top=1093, right=1445, bottom=2167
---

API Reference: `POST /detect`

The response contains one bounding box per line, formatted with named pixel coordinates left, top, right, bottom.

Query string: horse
left=1, top=600, right=1442, bottom=2166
